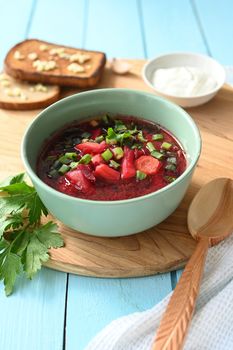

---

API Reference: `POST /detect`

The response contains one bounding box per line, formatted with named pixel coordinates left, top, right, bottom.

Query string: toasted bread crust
left=0, top=72, right=60, bottom=110
left=0, top=92, right=60, bottom=110
left=4, top=39, right=106, bottom=88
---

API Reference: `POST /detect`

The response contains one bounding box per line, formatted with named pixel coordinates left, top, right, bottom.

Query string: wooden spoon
left=152, top=178, right=233, bottom=350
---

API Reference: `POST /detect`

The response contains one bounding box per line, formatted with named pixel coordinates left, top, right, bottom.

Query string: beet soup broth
left=37, top=115, right=186, bottom=201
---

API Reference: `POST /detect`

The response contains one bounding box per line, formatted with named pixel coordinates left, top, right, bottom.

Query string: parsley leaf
left=0, top=213, right=24, bottom=239
left=0, top=252, right=22, bottom=296
left=0, top=173, right=64, bottom=296
left=0, top=172, right=25, bottom=187
left=25, top=222, right=63, bottom=279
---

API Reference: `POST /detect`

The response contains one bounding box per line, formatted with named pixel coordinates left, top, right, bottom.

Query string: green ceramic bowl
left=21, top=89, right=201, bottom=237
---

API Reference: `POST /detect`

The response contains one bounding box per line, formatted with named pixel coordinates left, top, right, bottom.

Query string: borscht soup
left=37, top=115, right=186, bottom=201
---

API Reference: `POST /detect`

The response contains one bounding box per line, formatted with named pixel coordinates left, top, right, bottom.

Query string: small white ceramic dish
left=142, top=52, right=226, bottom=107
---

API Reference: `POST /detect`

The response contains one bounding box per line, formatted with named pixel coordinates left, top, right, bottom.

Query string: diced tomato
left=91, top=128, right=102, bottom=139
left=135, top=155, right=162, bottom=175
left=66, top=166, right=95, bottom=193
left=77, top=164, right=96, bottom=182
left=91, top=154, right=105, bottom=166
left=121, top=146, right=136, bottom=179
left=94, top=164, right=120, bottom=182
left=75, top=141, right=107, bottom=155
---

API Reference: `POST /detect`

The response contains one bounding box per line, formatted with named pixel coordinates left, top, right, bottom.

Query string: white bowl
left=142, top=52, right=226, bottom=108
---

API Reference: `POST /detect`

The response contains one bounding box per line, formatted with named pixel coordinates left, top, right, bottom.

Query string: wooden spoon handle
left=152, top=237, right=209, bottom=350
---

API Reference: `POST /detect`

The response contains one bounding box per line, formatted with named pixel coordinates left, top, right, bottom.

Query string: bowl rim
left=21, top=88, right=202, bottom=206
left=142, top=52, right=226, bottom=100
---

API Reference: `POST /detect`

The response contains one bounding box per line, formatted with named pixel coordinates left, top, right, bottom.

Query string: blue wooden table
left=0, top=1, right=232, bottom=349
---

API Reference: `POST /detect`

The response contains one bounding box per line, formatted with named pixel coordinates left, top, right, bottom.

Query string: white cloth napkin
left=85, top=234, right=233, bottom=350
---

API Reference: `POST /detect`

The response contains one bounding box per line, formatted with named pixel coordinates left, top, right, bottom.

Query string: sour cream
left=152, top=66, right=217, bottom=97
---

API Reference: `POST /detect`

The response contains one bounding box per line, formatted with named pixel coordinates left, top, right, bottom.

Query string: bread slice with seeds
left=4, top=39, right=106, bottom=88
left=0, top=72, right=60, bottom=110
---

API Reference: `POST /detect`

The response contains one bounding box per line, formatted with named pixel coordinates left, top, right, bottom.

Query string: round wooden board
left=44, top=197, right=196, bottom=277
left=1, top=59, right=233, bottom=277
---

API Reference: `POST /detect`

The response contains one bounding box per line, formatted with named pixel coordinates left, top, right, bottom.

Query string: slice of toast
left=0, top=72, right=60, bottom=110
left=4, top=39, right=106, bottom=88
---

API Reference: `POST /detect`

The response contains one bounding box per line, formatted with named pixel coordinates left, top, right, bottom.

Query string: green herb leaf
left=0, top=173, right=64, bottom=296
left=137, top=131, right=147, bottom=143
left=0, top=252, right=22, bottom=296
left=0, top=173, right=25, bottom=187
left=106, top=127, right=118, bottom=145
left=114, top=119, right=127, bottom=132
left=0, top=213, right=24, bottom=239
left=0, top=183, right=48, bottom=225
left=25, top=222, right=63, bottom=279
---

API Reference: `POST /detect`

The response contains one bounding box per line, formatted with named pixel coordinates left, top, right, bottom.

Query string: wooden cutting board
left=1, top=60, right=233, bottom=277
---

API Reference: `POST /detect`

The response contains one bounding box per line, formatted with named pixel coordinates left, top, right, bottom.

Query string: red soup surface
left=37, top=115, right=186, bottom=201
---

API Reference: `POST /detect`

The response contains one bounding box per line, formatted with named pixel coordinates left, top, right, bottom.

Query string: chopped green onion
left=46, top=155, right=57, bottom=161
left=79, top=154, right=92, bottom=164
left=131, top=143, right=143, bottom=150
left=146, top=142, right=155, bottom=153
left=48, top=169, right=59, bottom=178
left=82, top=138, right=89, bottom=143
left=70, top=162, right=79, bottom=170
left=165, top=164, right=176, bottom=172
left=151, top=150, right=164, bottom=160
left=165, top=176, right=176, bottom=183
left=95, top=135, right=104, bottom=143
left=72, top=137, right=81, bottom=145
left=129, top=127, right=138, bottom=135
left=117, top=131, right=132, bottom=146
left=81, top=132, right=91, bottom=138
left=161, top=142, right=172, bottom=150
left=167, top=157, right=177, bottom=165
left=152, top=133, right=164, bottom=141
left=114, top=120, right=127, bottom=132
left=65, top=152, right=78, bottom=160
left=101, top=149, right=113, bottom=161
left=58, top=164, right=70, bottom=174
left=53, top=160, right=62, bottom=169
left=136, top=170, right=147, bottom=181
left=102, top=114, right=111, bottom=125
left=106, top=127, right=118, bottom=145
left=112, top=147, right=124, bottom=160
left=137, top=131, right=147, bottom=142
left=58, top=155, right=71, bottom=164
left=109, top=160, right=120, bottom=169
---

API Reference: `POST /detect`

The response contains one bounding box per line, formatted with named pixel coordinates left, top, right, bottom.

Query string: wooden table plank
left=194, top=0, right=233, bottom=64
left=0, top=269, right=67, bottom=350
left=28, top=0, right=86, bottom=46
left=140, top=0, right=207, bottom=57
left=85, top=0, right=144, bottom=58
left=66, top=275, right=173, bottom=350
left=0, top=0, right=34, bottom=65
